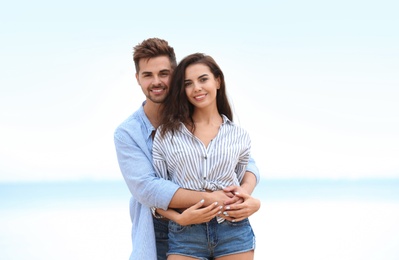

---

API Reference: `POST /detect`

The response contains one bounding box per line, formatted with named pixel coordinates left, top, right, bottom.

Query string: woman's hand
left=174, top=199, right=222, bottom=226
left=221, top=186, right=261, bottom=222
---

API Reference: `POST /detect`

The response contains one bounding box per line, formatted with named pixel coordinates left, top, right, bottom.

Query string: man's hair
left=133, top=38, right=177, bottom=73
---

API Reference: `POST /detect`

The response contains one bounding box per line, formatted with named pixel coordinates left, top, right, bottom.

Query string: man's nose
left=152, top=76, right=161, bottom=86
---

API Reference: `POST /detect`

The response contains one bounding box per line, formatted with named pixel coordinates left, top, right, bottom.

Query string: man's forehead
left=138, top=56, right=172, bottom=74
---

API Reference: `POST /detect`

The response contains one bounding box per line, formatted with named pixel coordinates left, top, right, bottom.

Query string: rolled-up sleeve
left=246, top=155, right=260, bottom=185
left=114, top=126, right=179, bottom=210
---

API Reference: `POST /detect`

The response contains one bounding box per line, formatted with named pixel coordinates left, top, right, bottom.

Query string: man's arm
left=162, top=169, right=259, bottom=224
left=221, top=155, right=261, bottom=220
left=114, top=127, right=226, bottom=210
left=238, top=170, right=257, bottom=194
left=114, top=129, right=179, bottom=209
left=155, top=153, right=261, bottom=223
left=245, top=155, right=260, bottom=188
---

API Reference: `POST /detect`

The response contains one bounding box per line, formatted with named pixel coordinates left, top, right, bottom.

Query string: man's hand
left=204, top=189, right=234, bottom=207
left=221, top=188, right=261, bottom=222
left=223, top=185, right=246, bottom=205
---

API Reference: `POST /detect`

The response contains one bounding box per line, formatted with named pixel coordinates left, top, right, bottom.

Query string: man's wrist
left=239, top=183, right=251, bottom=194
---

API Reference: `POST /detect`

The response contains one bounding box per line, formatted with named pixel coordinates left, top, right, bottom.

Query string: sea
left=1, top=179, right=398, bottom=260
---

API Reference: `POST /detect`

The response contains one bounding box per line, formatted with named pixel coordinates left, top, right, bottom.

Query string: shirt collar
left=138, top=101, right=156, bottom=138
left=221, top=114, right=232, bottom=125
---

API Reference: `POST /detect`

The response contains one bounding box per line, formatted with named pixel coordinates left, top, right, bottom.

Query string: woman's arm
left=155, top=200, right=222, bottom=226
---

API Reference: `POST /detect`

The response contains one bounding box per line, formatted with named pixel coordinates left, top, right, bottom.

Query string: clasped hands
left=175, top=186, right=261, bottom=226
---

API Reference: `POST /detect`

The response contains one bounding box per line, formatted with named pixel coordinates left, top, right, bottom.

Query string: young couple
left=114, top=38, right=261, bottom=260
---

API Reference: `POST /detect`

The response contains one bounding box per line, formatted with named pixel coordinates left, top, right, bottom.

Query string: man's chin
left=148, top=97, right=166, bottom=104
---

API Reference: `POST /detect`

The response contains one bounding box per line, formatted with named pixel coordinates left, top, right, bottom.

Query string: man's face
left=136, top=56, right=172, bottom=104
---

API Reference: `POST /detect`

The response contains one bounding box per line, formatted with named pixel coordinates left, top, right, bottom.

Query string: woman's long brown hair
left=159, top=53, right=233, bottom=137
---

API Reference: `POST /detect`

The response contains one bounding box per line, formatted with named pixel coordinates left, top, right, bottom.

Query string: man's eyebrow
left=159, top=69, right=171, bottom=73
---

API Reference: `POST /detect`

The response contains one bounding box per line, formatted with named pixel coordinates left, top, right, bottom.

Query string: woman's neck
left=191, top=108, right=222, bottom=126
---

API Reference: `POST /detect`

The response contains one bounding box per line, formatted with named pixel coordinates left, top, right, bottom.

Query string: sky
left=0, top=0, right=398, bottom=182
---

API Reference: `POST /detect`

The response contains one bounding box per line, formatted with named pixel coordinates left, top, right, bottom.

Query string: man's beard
left=146, top=91, right=167, bottom=104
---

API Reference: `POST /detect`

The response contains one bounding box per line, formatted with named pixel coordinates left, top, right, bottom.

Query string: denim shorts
left=168, top=217, right=255, bottom=259
left=153, top=217, right=169, bottom=260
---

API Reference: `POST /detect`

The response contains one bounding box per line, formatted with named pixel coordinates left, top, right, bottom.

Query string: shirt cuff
left=151, top=207, right=164, bottom=219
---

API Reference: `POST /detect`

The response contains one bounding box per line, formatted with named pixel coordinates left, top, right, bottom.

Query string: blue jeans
left=168, top=218, right=255, bottom=259
left=153, top=218, right=169, bottom=260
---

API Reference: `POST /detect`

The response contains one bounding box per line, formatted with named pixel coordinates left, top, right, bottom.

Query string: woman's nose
left=193, top=82, right=202, bottom=91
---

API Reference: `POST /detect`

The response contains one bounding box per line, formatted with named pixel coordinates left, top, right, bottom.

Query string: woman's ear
left=216, top=77, right=221, bottom=89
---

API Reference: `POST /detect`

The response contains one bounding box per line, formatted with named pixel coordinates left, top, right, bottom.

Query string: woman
left=153, top=53, right=257, bottom=260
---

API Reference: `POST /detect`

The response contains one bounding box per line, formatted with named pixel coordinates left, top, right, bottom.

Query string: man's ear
left=135, top=73, right=140, bottom=85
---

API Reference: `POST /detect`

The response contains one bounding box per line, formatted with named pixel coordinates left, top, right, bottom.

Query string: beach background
left=1, top=180, right=399, bottom=259
left=1, top=0, right=398, bottom=259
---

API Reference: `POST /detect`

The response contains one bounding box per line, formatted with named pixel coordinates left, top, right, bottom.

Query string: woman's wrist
left=151, top=207, right=165, bottom=219
left=201, top=191, right=212, bottom=206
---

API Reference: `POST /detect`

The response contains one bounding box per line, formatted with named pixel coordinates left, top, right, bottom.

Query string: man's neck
left=143, top=101, right=163, bottom=129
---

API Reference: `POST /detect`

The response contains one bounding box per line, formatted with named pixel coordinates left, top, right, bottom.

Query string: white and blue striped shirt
left=153, top=115, right=251, bottom=192
left=115, top=103, right=259, bottom=259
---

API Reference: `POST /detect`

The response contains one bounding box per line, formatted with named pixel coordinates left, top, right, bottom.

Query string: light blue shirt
left=114, top=103, right=180, bottom=260
left=114, top=102, right=260, bottom=260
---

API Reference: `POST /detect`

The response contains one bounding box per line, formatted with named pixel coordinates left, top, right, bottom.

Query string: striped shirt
left=153, top=115, right=251, bottom=192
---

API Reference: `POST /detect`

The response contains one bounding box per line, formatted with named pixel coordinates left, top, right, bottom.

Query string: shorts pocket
left=168, top=220, right=188, bottom=233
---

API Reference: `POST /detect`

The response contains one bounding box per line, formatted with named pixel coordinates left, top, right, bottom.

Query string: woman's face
left=184, top=63, right=220, bottom=109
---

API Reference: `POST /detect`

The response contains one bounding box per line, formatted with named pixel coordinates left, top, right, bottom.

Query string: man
left=114, top=38, right=260, bottom=260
